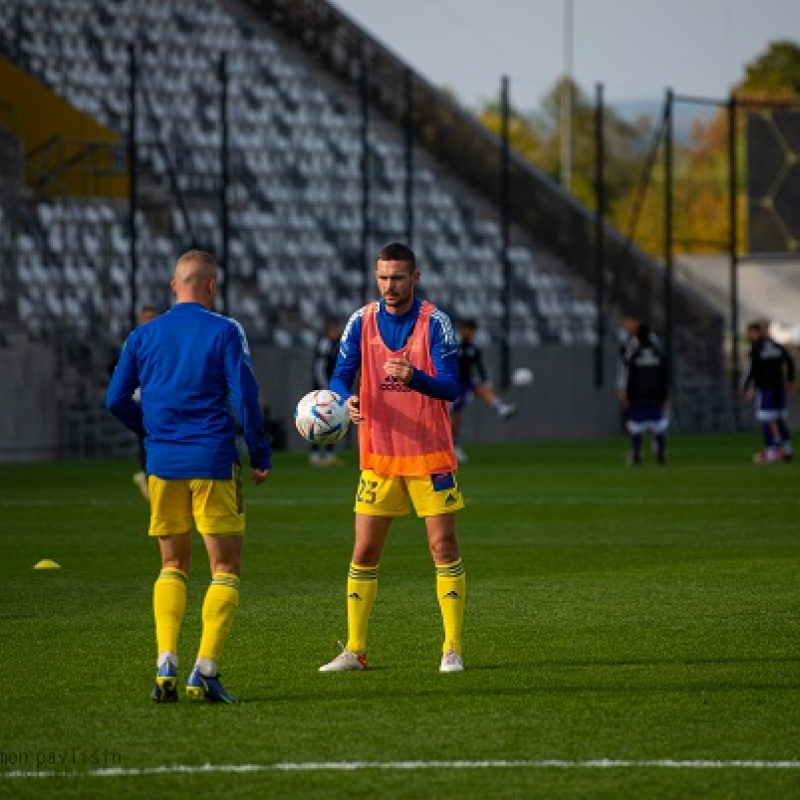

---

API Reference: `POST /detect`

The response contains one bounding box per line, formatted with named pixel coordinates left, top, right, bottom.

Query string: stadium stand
left=0, top=0, right=600, bottom=352
left=0, top=0, right=729, bottom=456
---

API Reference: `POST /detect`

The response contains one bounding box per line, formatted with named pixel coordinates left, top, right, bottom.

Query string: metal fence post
left=360, top=47, right=371, bottom=302
left=663, top=88, right=674, bottom=386
left=219, top=52, right=230, bottom=316
left=499, top=75, right=511, bottom=390
left=594, top=82, right=606, bottom=389
left=404, top=68, right=415, bottom=248
left=728, top=94, right=739, bottom=397
left=127, top=44, right=138, bottom=331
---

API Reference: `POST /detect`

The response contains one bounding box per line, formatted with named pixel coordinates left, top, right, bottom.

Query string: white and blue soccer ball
left=294, top=390, right=350, bottom=445
left=511, top=367, right=534, bottom=387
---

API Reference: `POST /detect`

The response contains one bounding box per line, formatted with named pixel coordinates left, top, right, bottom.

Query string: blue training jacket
left=329, top=297, right=459, bottom=402
left=106, top=302, right=272, bottom=479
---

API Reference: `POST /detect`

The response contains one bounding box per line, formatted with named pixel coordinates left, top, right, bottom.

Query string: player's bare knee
left=205, top=535, right=243, bottom=575
left=211, top=563, right=240, bottom=576
left=428, top=534, right=460, bottom=564
left=158, top=533, right=191, bottom=572
left=431, top=545, right=460, bottom=564
left=351, top=531, right=385, bottom=565
left=161, top=554, right=190, bottom=572
left=351, top=544, right=382, bottom=567
left=161, top=556, right=188, bottom=569
left=208, top=553, right=241, bottom=575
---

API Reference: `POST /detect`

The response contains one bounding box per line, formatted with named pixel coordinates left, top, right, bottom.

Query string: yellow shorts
left=354, top=469, right=465, bottom=518
left=148, top=466, right=245, bottom=537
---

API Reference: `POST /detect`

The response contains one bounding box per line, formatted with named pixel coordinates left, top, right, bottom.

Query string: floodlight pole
left=560, top=0, right=573, bottom=191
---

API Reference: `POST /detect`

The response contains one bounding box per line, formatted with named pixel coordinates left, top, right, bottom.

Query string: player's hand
left=744, top=388, right=755, bottom=400
left=347, top=394, right=365, bottom=425
left=384, top=356, right=414, bottom=385
left=250, top=468, right=270, bottom=485
left=788, top=381, right=797, bottom=395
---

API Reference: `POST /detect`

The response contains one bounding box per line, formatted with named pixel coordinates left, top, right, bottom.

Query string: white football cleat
left=319, top=642, right=367, bottom=672
left=440, top=649, right=465, bottom=673
left=454, top=445, right=469, bottom=463
left=753, top=449, right=780, bottom=465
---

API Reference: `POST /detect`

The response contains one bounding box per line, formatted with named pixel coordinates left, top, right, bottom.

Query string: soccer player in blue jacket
left=106, top=250, right=271, bottom=703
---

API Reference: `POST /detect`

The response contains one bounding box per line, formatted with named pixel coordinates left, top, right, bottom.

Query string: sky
left=331, top=0, right=800, bottom=112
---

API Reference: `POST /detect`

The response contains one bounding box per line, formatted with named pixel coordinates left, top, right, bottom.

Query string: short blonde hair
left=176, top=249, right=218, bottom=274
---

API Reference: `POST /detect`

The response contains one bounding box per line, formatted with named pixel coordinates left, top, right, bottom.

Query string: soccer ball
left=294, top=390, right=350, bottom=444
left=512, top=367, right=534, bottom=387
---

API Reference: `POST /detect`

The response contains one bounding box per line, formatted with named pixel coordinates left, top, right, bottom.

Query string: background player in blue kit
left=742, top=320, right=795, bottom=464
left=616, top=313, right=669, bottom=465
left=450, top=319, right=517, bottom=463
left=107, top=250, right=271, bottom=703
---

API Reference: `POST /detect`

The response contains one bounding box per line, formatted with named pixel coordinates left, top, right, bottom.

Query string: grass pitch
left=1, top=434, right=798, bottom=799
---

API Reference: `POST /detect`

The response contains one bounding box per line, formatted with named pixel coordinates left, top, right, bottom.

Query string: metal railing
left=25, top=137, right=127, bottom=198
left=0, top=97, right=17, bottom=133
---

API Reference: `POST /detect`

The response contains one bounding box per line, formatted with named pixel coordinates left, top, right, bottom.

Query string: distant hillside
left=612, top=98, right=718, bottom=144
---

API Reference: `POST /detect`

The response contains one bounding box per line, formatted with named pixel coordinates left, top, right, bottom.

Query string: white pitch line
left=2, top=759, right=800, bottom=778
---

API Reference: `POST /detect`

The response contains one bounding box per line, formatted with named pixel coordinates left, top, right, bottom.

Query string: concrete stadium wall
left=455, top=345, right=622, bottom=445
left=250, top=343, right=623, bottom=453
left=0, top=341, right=622, bottom=462
left=0, top=337, right=59, bottom=461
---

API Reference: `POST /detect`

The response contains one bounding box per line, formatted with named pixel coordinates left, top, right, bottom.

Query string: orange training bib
left=359, top=301, right=456, bottom=476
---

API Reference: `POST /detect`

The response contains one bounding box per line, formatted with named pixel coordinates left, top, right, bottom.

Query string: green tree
left=478, top=77, right=652, bottom=211
left=663, top=39, right=800, bottom=254
left=591, top=40, right=799, bottom=256
left=475, top=40, right=800, bottom=258
left=737, top=40, right=800, bottom=100
left=478, top=99, right=546, bottom=167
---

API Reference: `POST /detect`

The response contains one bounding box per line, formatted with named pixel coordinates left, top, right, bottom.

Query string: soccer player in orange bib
left=319, top=243, right=466, bottom=673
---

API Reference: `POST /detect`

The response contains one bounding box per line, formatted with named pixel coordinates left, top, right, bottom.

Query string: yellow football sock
left=153, top=567, right=188, bottom=657
left=345, top=563, right=378, bottom=654
left=197, top=573, right=240, bottom=664
left=436, top=559, right=466, bottom=655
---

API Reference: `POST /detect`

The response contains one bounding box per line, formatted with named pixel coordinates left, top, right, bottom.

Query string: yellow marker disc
left=33, top=559, right=61, bottom=570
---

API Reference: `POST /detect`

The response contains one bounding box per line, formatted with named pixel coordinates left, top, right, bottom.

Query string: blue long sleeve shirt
left=330, top=298, right=459, bottom=401
left=106, top=303, right=272, bottom=479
